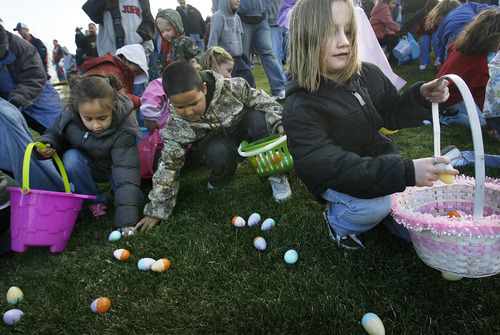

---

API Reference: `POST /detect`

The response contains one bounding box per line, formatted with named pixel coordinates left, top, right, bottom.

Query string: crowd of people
left=1, top=0, right=499, bottom=254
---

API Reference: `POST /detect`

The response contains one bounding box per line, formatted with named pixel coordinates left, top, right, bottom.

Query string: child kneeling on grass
left=283, top=0, right=457, bottom=250
left=136, top=61, right=291, bottom=231
left=35, top=75, right=142, bottom=235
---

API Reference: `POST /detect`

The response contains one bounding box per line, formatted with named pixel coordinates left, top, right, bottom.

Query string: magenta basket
left=7, top=142, right=96, bottom=253
left=392, top=75, right=500, bottom=278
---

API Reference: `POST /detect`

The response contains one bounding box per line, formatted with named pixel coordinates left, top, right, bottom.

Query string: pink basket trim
left=392, top=175, right=500, bottom=238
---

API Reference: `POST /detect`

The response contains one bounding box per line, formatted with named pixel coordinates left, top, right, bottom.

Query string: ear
left=202, top=82, right=207, bottom=95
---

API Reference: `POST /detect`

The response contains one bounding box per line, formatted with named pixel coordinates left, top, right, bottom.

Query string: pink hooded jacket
left=370, top=2, right=400, bottom=40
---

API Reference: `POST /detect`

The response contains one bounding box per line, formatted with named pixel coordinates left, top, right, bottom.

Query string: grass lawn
left=1, top=60, right=499, bottom=334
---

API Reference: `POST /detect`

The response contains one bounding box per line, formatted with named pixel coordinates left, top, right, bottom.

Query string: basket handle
left=237, top=135, right=288, bottom=157
left=22, top=142, right=72, bottom=194
left=432, top=74, right=485, bottom=218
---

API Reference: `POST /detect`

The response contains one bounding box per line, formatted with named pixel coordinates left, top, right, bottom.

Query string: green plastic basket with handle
left=237, top=134, right=293, bottom=177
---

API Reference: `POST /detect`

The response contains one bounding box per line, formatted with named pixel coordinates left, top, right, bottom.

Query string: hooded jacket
left=370, top=2, right=401, bottom=39
left=176, top=4, right=206, bottom=37
left=207, top=0, right=244, bottom=58
left=143, top=71, right=282, bottom=221
left=156, top=8, right=202, bottom=68
left=283, top=62, right=431, bottom=202
left=37, top=93, right=142, bottom=228
left=0, top=25, right=62, bottom=128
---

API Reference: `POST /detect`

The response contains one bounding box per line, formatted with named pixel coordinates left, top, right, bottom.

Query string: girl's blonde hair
left=69, top=74, right=123, bottom=116
left=200, top=46, right=234, bottom=73
left=454, top=9, right=500, bottom=56
left=288, top=0, right=361, bottom=91
left=425, top=0, right=461, bottom=31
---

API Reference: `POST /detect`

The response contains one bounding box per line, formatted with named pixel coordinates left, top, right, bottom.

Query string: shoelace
left=89, top=204, right=107, bottom=218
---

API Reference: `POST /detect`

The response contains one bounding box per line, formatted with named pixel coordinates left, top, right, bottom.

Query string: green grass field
left=1, top=61, right=499, bottom=334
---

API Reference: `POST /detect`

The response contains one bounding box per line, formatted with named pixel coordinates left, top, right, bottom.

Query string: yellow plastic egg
left=362, top=313, right=385, bottom=335
left=151, top=258, right=171, bottom=272
left=436, top=163, right=455, bottom=184
left=6, top=286, right=24, bottom=304
left=441, top=272, right=463, bottom=281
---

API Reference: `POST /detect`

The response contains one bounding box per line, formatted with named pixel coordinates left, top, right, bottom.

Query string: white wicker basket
left=392, top=74, right=500, bottom=278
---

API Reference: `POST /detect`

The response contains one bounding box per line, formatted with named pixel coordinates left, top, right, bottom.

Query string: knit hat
left=115, top=44, right=149, bottom=84
left=13, top=22, right=28, bottom=31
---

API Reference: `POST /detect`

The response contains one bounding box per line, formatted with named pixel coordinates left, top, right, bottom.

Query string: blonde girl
left=200, top=46, right=234, bottom=78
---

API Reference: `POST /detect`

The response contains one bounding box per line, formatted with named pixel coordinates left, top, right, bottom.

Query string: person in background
left=0, top=172, right=18, bottom=256
left=283, top=0, right=454, bottom=250
left=13, top=22, right=49, bottom=75
left=436, top=8, right=500, bottom=127
left=176, top=0, right=207, bottom=52
left=237, top=0, right=287, bottom=100
left=53, top=39, right=66, bottom=81
left=370, top=0, right=401, bottom=65
left=82, top=0, right=155, bottom=56
left=76, top=23, right=99, bottom=75
left=199, top=46, right=234, bottom=78
left=208, top=0, right=256, bottom=88
left=135, top=61, right=292, bottom=231
left=269, top=0, right=286, bottom=69
left=400, top=0, right=427, bottom=38
left=204, top=6, right=217, bottom=48
left=36, top=75, right=142, bottom=234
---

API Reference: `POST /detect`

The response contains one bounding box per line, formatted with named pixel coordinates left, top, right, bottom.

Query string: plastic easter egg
left=3, top=309, right=23, bottom=326
left=247, top=213, right=261, bottom=227
left=253, top=236, right=267, bottom=251
left=284, top=249, right=298, bottom=264
left=436, top=163, right=455, bottom=184
left=6, top=286, right=24, bottom=304
left=108, top=230, right=122, bottom=242
left=137, top=258, right=156, bottom=271
left=441, top=272, right=463, bottom=281
left=121, top=229, right=135, bottom=237
left=447, top=210, right=466, bottom=219
left=113, top=249, right=130, bottom=261
left=362, top=313, right=385, bottom=335
left=261, top=218, right=275, bottom=231
left=151, top=258, right=171, bottom=272
left=90, top=297, right=111, bottom=313
left=232, top=216, right=246, bottom=228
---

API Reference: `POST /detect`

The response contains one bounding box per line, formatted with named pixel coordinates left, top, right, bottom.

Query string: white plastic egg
left=232, top=216, right=246, bottom=227
left=247, top=213, right=261, bottom=226
left=137, top=258, right=156, bottom=271
left=253, top=236, right=267, bottom=251
left=108, top=230, right=122, bottom=242
left=261, top=218, right=275, bottom=231
left=3, top=309, right=23, bottom=326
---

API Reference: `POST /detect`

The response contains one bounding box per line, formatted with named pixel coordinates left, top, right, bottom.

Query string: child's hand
left=144, top=120, right=159, bottom=133
left=420, top=78, right=449, bottom=104
left=135, top=216, right=160, bottom=231
left=277, top=125, right=285, bottom=136
left=413, top=156, right=459, bottom=187
left=36, top=143, right=55, bottom=158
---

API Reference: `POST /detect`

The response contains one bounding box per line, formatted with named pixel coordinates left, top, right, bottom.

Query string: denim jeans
left=0, top=98, right=64, bottom=192
left=232, top=56, right=256, bottom=88
left=420, top=32, right=438, bottom=66
left=240, top=19, right=285, bottom=95
left=440, top=100, right=486, bottom=127
left=133, top=82, right=147, bottom=127
left=455, top=151, right=500, bottom=168
left=189, top=33, right=205, bottom=53
left=62, top=149, right=114, bottom=204
left=321, top=188, right=393, bottom=236
left=270, top=26, right=284, bottom=66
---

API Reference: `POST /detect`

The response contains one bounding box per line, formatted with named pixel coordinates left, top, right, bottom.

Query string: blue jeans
left=62, top=149, right=115, bottom=204
left=487, top=117, right=500, bottom=136
left=420, top=32, right=438, bottom=66
left=455, top=150, right=500, bottom=168
left=440, top=101, right=486, bottom=127
left=133, top=82, right=147, bottom=127
left=0, top=98, right=64, bottom=192
left=189, top=34, right=205, bottom=53
left=240, top=20, right=285, bottom=95
left=270, top=26, right=284, bottom=66
left=321, top=188, right=393, bottom=236
left=232, top=56, right=256, bottom=88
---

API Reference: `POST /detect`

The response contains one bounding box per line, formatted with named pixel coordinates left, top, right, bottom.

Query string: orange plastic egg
left=151, top=258, right=171, bottom=272
left=90, top=297, right=111, bottom=313
left=447, top=210, right=466, bottom=219
left=232, top=216, right=246, bottom=227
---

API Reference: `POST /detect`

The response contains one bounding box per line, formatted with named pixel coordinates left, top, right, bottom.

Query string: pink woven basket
left=392, top=74, right=500, bottom=278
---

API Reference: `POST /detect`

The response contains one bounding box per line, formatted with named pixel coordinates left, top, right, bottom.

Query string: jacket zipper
left=81, top=132, right=89, bottom=146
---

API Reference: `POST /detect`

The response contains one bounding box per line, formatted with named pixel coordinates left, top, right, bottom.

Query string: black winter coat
left=37, top=93, right=142, bottom=228
left=283, top=62, right=431, bottom=203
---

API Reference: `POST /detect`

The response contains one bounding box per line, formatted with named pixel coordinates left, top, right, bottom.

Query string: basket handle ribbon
left=432, top=74, right=485, bottom=218
left=22, top=142, right=72, bottom=194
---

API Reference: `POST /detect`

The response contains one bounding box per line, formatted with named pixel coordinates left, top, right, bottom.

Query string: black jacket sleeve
left=82, top=0, right=106, bottom=23
left=137, top=0, right=155, bottom=42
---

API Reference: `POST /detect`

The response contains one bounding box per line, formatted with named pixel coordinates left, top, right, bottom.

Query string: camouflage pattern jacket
left=143, top=71, right=282, bottom=221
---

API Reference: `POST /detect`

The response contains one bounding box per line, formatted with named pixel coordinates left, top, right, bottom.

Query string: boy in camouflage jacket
left=136, top=61, right=291, bottom=230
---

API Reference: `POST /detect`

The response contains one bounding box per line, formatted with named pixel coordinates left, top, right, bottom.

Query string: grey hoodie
left=207, top=0, right=244, bottom=57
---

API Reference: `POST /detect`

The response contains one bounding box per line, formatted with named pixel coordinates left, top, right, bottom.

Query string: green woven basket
left=238, top=134, right=293, bottom=177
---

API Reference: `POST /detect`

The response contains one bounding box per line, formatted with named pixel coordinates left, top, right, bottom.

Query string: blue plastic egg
left=284, top=249, right=298, bottom=264
left=108, top=231, right=122, bottom=242
left=137, top=258, right=156, bottom=271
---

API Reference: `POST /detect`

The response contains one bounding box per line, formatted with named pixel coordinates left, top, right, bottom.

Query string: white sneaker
left=419, top=64, right=426, bottom=71
left=272, top=90, right=286, bottom=101
left=442, top=145, right=466, bottom=167
left=207, top=181, right=215, bottom=189
left=268, top=173, right=292, bottom=202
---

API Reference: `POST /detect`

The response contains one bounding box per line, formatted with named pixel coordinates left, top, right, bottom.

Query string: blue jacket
left=0, top=25, right=61, bottom=129
left=237, top=0, right=272, bottom=17
left=436, top=2, right=497, bottom=63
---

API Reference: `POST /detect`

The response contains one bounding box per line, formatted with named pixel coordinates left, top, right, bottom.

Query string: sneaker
left=441, top=145, right=465, bottom=167
left=323, top=209, right=365, bottom=250
left=88, top=203, right=107, bottom=220
left=272, top=90, right=286, bottom=101
left=268, top=173, right=292, bottom=202
left=207, top=181, right=215, bottom=190
left=419, top=64, right=426, bottom=71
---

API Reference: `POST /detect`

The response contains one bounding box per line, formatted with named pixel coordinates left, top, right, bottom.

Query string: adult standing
left=238, top=0, right=286, bottom=100
left=176, top=0, right=207, bottom=52
left=268, top=0, right=286, bottom=68
left=76, top=23, right=99, bottom=74
left=52, top=40, right=65, bottom=81
left=400, top=0, right=427, bottom=39
left=82, top=0, right=155, bottom=56
left=13, top=22, right=48, bottom=75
